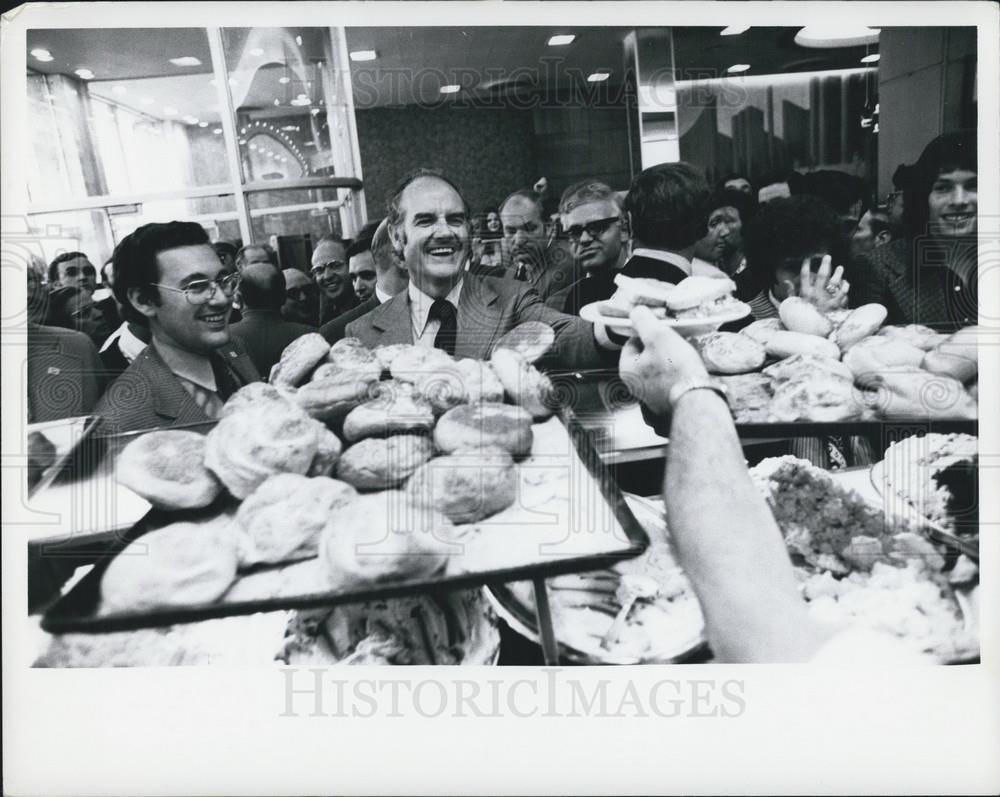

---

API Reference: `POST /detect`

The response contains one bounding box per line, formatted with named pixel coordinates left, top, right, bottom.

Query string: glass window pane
left=220, top=27, right=358, bottom=183
left=22, top=210, right=116, bottom=278
left=25, top=28, right=232, bottom=203
left=106, top=195, right=241, bottom=246
left=247, top=187, right=345, bottom=270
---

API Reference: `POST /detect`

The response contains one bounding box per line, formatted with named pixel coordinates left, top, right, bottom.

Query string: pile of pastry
left=750, top=455, right=978, bottom=661
left=692, top=298, right=979, bottom=422
left=596, top=274, right=746, bottom=321
left=105, top=330, right=559, bottom=618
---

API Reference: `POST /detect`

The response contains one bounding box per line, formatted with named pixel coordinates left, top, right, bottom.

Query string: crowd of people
left=25, top=129, right=977, bottom=431
left=22, top=129, right=978, bottom=662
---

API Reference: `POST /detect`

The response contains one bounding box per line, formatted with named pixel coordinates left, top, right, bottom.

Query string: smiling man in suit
left=94, top=221, right=259, bottom=434
left=344, top=170, right=621, bottom=368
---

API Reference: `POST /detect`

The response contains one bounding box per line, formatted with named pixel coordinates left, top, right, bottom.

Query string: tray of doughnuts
left=41, top=328, right=648, bottom=634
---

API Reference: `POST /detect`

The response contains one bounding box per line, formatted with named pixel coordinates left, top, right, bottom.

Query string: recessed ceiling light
left=249, top=144, right=258, bottom=151
left=141, top=97, right=154, bottom=106
left=860, top=53, right=880, bottom=64
left=274, top=98, right=281, bottom=106
left=112, top=85, right=127, bottom=95
left=249, top=48, right=264, bottom=57
left=548, top=34, right=575, bottom=47
left=30, top=48, right=54, bottom=62
left=587, top=72, right=611, bottom=83
left=439, top=84, right=461, bottom=94
left=183, top=115, right=199, bottom=125
left=198, top=121, right=208, bottom=127
left=281, top=125, right=300, bottom=132
left=169, top=56, right=202, bottom=67
left=310, top=108, right=321, bottom=115
left=295, top=35, right=303, bottom=46
left=727, top=64, right=751, bottom=73
left=794, top=26, right=880, bottom=49
left=74, top=68, right=95, bottom=80
left=720, top=26, right=750, bottom=36
left=213, top=128, right=223, bottom=135
left=290, top=96, right=312, bottom=106
left=350, top=50, right=377, bottom=62
left=163, top=106, right=178, bottom=116
left=278, top=76, right=291, bottom=84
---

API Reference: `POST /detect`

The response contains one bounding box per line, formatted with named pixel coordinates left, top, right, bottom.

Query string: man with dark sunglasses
left=48, top=251, right=98, bottom=293
left=282, top=268, right=319, bottom=325
left=552, top=179, right=629, bottom=314
left=94, top=221, right=259, bottom=434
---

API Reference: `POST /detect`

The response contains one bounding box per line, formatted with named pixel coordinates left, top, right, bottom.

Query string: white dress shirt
left=408, top=280, right=464, bottom=348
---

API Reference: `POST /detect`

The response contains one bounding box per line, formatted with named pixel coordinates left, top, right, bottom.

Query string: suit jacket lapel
left=367, top=291, right=415, bottom=346
left=138, top=346, right=207, bottom=424
left=456, top=277, right=503, bottom=359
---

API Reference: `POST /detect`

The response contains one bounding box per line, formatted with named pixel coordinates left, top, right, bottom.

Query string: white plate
left=579, top=300, right=752, bottom=337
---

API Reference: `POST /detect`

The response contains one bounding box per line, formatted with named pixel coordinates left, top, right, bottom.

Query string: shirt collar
left=375, top=285, right=394, bottom=304
left=631, top=248, right=692, bottom=275
left=408, top=279, right=464, bottom=336
left=153, top=337, right=217, bottom=392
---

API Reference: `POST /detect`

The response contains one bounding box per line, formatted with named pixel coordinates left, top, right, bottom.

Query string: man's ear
left=874, top=230, right=892, bottom=247
left=127, top=286, right=158, bottom=320
left=618, top=213, right=630, bottom=242
left=389, top=225, right=405, bottom=258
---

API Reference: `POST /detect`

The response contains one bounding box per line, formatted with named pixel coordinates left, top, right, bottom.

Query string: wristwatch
left=667, top=375, right=729, bottom=410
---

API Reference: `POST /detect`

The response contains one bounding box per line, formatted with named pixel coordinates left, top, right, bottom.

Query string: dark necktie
left=430, top=298, right=457, bottom=356
left=210, top=352, right=243, bottom=402
left=514, top=262, right=529, bottom=281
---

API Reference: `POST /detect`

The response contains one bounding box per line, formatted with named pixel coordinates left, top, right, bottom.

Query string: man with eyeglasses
left=551, top=179, right=629, bottom=315
left=94, top=221, right=260, bottom=434
left=282, top=268, right=319, bottom=326
left=310, top=234, right=359, bottom=325
left=48, top=251, right=98, bottom=294
left=343, top=169, right=622, bottom=368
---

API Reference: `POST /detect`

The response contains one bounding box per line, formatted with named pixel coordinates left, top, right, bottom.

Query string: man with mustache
left=549, top=179, right=629, bottom=315
left=94, top=221, right=259, bottom=434
left=344, top=170, right=622, bottom=368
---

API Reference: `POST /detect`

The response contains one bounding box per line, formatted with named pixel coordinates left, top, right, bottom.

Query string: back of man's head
left=112, top=221, right=210, bottom=324
left=239, top=262, right=286, bottom=311
left=624, top=163, right=711, bottom=252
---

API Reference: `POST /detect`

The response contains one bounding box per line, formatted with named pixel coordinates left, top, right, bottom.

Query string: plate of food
left=870, top=433, right=978, bottom=560
left=486, top=493, right=708, bottom=665
left=750, top=455, right=979, bottom=663
left=579, top=274, right=751, bottom=337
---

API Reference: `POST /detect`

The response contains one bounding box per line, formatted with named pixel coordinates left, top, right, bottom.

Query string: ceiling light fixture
left=295, top=35, right=303, bottom=46
left=279, top=76, right=291, bottom=84
left=794, top=26, right=880, bottom=48
left=310, top=108, right=321, bottom=115
left=198, top=121, right=208, bottom=127
left=439, top=84, right=461, bottom=94
left=169, top=56, right=202, bottom=67
left=74, top=68, right=95, bottom=80
left=720, top=26, right=750, bottom=36
left=860, top=53, right=880, bottom=64
left=548, top=34, right=576, bottom=46
left=30, top=48, right=54, bottom=62
left=183, top=115, right=199, bottom=125
left=587, top=72, right=611, bottom=82
left=727, top=64, right=751, bottom=73
left=213, top=128, right=223, bottom=135
left=350, top=50, right=377, bottom=62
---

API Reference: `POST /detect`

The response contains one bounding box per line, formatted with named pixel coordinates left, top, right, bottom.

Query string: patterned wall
left=355, top=105, right=539, bottom=219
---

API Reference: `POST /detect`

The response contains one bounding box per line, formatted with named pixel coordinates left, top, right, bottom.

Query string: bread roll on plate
left=843, top=336, right=925, bottom=385
left=270, top=333, right=330, bottom=387
left=100, top=520, right=239, bottom=614
left=922, top=326, right=979, bottom=382
left=740, top=318, right=784, bottom=347
left=294, top=361, right=382, bottom=422
left=877, top=323, right=948, bottom=351
left=406, top=446, right=517, bottom=524
left=765, top=330, right=841, bottom=361
left=867, top=369, right=977, bottom=420
left=342, top=389, right=436, bottom=442
left=220, top=381, right=297, bottom=419
left=763, top=353, right=854, bottom=384
left=778, top=297, right=833, bottom=337
left=335, top=434, right=434, bottom=491
left=489, top=347, right=554, bottom=419
left=318, top=491, right=450, bottom=589
left=236, top=473, right=357, bottom=566
left=116, top=430, right=222, bottom=510
left=434, top=402, right=534, bottom=458
left=768, top=374, right=860, bottom=423
left=695, top=332, right=766, bottom=374
left=832, top=303, right=888, bottom=351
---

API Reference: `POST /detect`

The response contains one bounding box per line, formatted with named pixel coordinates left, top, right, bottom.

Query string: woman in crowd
left=852, top=130, right=977, bottom=330
left=692, top=188, right=760, bottom=299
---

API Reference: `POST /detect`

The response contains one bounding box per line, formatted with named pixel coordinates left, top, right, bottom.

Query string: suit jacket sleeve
left=510, top=285, right=614, bottom=370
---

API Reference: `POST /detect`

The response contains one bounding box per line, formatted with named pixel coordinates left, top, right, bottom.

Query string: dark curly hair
left=900, top=130, right=976, bottom=242
left=743, top=195, right=847, bottom=289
